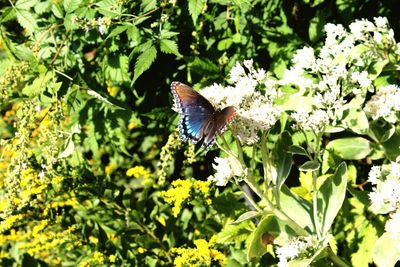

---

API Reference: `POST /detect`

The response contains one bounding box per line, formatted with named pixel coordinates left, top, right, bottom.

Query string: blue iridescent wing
left=171, top=81, right=215, bottom=143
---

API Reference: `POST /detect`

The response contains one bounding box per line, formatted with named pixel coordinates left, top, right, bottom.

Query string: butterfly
left=170, top=81, right=236, bottom=150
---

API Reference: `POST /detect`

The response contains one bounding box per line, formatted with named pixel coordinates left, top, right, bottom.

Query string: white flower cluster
left=364, top=85, right=400, bottom=124
left=200, top=60, right=281, bottom=144
left=208, top=156, right=245, bottom=186
left=349, top=17, right=395, bottom=47
left=281, top=17, right=394, bottom=132
left=276, top=236, right=316, bottom=267
left=385, top=209, right=400, bottom=234
left=368, top=162, right=400, bottom=214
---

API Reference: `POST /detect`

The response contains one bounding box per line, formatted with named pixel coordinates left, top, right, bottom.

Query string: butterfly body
left=170, top=81, right=236, bottom=150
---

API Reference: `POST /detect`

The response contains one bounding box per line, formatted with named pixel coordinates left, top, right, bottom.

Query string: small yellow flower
left=105, top=163, right=114, bottom=175
left=137, top=247, right=146, bottom=254
left=93, top=251, right=105, bottom=263
left=89, top=236, right=99, bottom=244
left=109, top=254, right=117, bottom=263
left=128, top=121, right=138, bottom=130
left=159, top=179, right=192, bottom=217
left=126, top=166, right=150, bottom=179
left=157, top=216, right=166, bottom=226
left=107, top=84, right=119, bottom=97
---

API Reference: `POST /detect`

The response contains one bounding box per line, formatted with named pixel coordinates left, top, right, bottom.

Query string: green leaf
left=51, top=4, right=64, bottom=18
left=140, top=0, right=157, bottom=12
left=317, top=162, right=347, bottom=235
left=0, top=7, right=16, bottom=23
left=247, top=215, right=275, bottom=260
left=16, top=10, right=37, bottom=32
left=188, top=57, right=219, bottom=76
left=368, top=59, right=389, bottom=80
left=272, top=131, right=292, bottom=189
left=105, top=55, right=131, bottom=84
left=22, top=71, right=53, bottom=96
left=63, top=0, right=81, bottom=13
left=341, top=108, right=369, bottom=135
left=188, top=0, right=206, bottom=25
left=280, top=185, right=314, bottom=234
left=159, top=39, right=181, bottom=57
left=351, top=223, right=378, bottom=267
left=230, top=211, right=261, bottom=225
left=309, top=11, right=325, bottom=42
left=381, top=131, right=400, bottom=161
left=299, top=160, right=321, bottom=172
left=326, top=137, right=372, bottom=160
left=133, top=45, right=157, bottom=82
left=372, top=232, right=400, bottom=267
left=58, top=137, right=75, bottom=158
left=16, top=0, right=37, bottom=9
left=299, top=161, right=320, bottom=171
left=288, top=145, right=309, bottom=156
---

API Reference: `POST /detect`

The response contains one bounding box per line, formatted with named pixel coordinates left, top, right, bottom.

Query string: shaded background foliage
left=0, top=0, right=399, bottom=266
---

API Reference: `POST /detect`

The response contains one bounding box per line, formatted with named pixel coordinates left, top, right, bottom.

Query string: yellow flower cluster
left=126, top=166, right=151, bottom=179
left=158, top=130, right=182, bottom=185
left=171, top=236, right=227, bottom=267
left=0, top=219, right=78, bottom=264
left=0, top=214, right=25, bottom=233
left=159, top=179, right=212, bottom=217
left=78, top=251, right=105, bottom=267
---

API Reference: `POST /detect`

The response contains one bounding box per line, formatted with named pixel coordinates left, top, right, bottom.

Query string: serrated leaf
left=63, top=0, right=81, bottom=13
left=105, top=55, right=131, bottom=84
left=230, top=211, right=261, bottom=225
left=188, top=0, right=206, bottom=24
left=0, top=7, right=16, bottom=23
left=16, top=0, right=37, bottom=9
left=16, top=10, right=37, bottom=32
left=299, top=161, right=320, bottom=171
left=159, top=39, right=181, bottom=57
left=133, top=45, right=157, bottom=82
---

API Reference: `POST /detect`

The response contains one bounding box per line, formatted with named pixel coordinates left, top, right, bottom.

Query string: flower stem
left=244, top=175, right=308, bottom=236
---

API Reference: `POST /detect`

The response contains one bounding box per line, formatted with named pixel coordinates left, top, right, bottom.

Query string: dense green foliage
left=1, top=0, right=400, bottom=266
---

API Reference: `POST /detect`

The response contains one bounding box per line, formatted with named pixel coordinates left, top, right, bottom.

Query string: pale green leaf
left=279, top=185, right=314, bottom=234
left=133, top=45, right=157, bottom=82
left=230, top=211, right=261, bottom=225
left=188, top=0, right=206, bottom=24
left=299, top=161, right=320, bottom=171
left=318, top=162, right=347, bottom=235
left=159, top=39, right=181, bottom=57
left=58, top=138, right=75, bottom=158
left=16, top=9, right=37, bottom=32
left=63, top=0, right=81, bottom=13
left=326, top=137, right=372, bottom=160
left=16, top=0, right=37, bottom=10
left=372, top=232, right=400, bottom=267
left=105, top=55, right=131, bottom=84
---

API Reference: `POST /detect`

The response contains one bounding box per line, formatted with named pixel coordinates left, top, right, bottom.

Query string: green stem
left=312, top=130, right=324, bottom=238
left=260, top=132, right=270, bottom=190
left=244, top=175, right=307, bottom=236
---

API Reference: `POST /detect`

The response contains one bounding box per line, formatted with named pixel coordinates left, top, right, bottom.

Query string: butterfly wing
left=171, top=81, right=215, bottom=143
left=203, top=106, right=237, bottom=150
